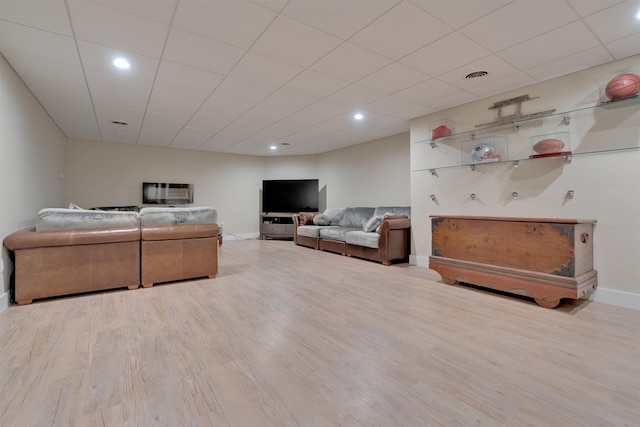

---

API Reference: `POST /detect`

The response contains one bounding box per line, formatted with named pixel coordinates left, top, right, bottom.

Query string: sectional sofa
left=3, top=206, right=219, bottom=304
left=293, top=206, right=411, bottom=265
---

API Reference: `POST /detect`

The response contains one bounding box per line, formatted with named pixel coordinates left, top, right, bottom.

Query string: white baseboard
left=0, top=291, right=9, bottom=314
left=223, top=232, right=260, bottom=241
left=410, top=255, right=638, bottom=310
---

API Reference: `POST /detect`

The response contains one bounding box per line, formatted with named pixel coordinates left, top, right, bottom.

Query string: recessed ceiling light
left=113, top=58, right=130, bottom=69
left=465, top=71, right=488, bottom=79
left=636, top=9, right=640, bottom=19
left=354, top=113, right=364, bottom=120
left=269, top=145, right=277, bottom=150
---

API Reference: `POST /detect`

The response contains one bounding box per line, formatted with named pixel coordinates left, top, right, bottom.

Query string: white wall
left=317, top=132, right=410, bottom=208
left=0, top=54, right=66, bottom=307
left=64, top=132, right=410, bottom=239
left=64, top=140, right=265, bottom=238
left=410, top=55, right=640, bottom=309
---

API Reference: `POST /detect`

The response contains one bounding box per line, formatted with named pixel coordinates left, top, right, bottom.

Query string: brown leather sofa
left=3, top=206, right=219, bottom=304
left=293, top=206, right=411, bottom=265
left=141, top=223, right=219, bottom=287
left=3, top=226, right=141, bottom=305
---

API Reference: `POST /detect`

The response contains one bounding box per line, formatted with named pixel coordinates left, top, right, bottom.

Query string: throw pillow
left=298, top=212, right=316, bottom=225
left=363, top=216, right=382, bottom=232
left=313, top=214, right=330, bottom=226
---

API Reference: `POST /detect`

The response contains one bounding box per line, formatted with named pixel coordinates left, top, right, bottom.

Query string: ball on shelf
left=605, top=73, right=640, bottom=100
left=533, top=138, right=565, bottom=154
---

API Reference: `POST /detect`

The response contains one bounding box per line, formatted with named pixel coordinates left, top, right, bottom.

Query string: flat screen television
left=262, top=179, right=319, bottom=213
left=143, top=182, right=194, bottom=204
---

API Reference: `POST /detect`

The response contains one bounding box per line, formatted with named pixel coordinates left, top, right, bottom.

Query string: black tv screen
left=262, top=179, right=319, bottom=213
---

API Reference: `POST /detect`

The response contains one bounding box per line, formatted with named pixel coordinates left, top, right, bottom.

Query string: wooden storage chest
left=429, top=215, right=597, bottom=308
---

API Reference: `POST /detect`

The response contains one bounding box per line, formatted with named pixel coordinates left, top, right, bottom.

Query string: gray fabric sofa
left=293, top=206, right=411, bottom=265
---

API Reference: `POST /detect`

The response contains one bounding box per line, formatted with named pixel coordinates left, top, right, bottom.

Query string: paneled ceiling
left=1, top=0, right=639, bottom=156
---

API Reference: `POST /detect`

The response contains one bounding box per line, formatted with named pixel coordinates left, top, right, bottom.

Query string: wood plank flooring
left=0, top=239, right=638, bottom=426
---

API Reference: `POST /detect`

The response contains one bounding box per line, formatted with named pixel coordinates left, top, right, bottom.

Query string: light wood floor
left=0, top=239, right=638, bottom=427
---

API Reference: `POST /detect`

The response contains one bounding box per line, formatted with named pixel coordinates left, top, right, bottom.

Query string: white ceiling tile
left=1, top=51, right=89, bottom=101
left=138, top=112, right=185, bottom=146
left=229, top=52, right=304, bottom=88
left=423, top=90, right=479, bottom=111
left=606, top=33, right=640, bottom=59
left=350, top=1, right=452, bottom=60
left=583, top=0, right=640, bottom=43
left=0, top=0, right=72, bottom=35
left=169, top=131, right=209, bottom=150
left=173, top=0, right=276, bottom=49
left=362, top=95, right=421, bottom=115
left=357, top=62, right=430, bottom=94
left=146, top=84, right=209, bottom=119
left=400, top=31, right=491, bottom=77
left=311, top=42, right=392, bottom=82
left=437, top=55, right=521, bottom=90
left=410, top=0, right=512, bottom=29
left=234, top=104, right=296, bottom=128
left=185, top=94, right=254, bottom=135
left=460, top=0, right=579, bottom=52
left=249, top=0, right=289, bottom=13
left=326, top=84, right=386, bottom=107
left=390, top=104, right=436, bottom=120
left=498, top=22, right=602, bottom=70
left=98, top=121, right=140, bottom=144
left=163, top=29, right=245, bottom=75
left=37, top=95, right=100, bottom=140
left=396, top=78, right=460, bottom=104
left=567, top=0, right=626, bottom=17
left=282, top=0, right=400, bottom=39
left=90, top=0, right=177, bottom=24
left=156, top=62, right=224, bottom=92
left=301, top=99, right=353, bottom=119
left=0, top=22, right=79, bottom=65
left=525, top=46, right=615, bottom=82
left=283, top=70, right=350, bottom=97
left=94, top=104, right=144, bottom=129
left=67, top=0, right=170, bottom=57
left=250, top=15, right=342, bottom=67
left=84, top=68, right=154, bottom=111
left=77, top=41, right=159, bottom=82
left=261, top=89, right=318, bottom=110
left=466, top=71, right=536, bottom=98
left=214, top=76, right=275, bottom=103
left=268, top=110, right=327, bottom=133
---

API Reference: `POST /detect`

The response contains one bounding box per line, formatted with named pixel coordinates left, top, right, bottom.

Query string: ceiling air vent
left=465, top=71, right=488, bottom=79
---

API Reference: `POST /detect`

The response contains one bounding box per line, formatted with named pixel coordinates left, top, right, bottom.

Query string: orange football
left=533, top=138, right=565, bottom=154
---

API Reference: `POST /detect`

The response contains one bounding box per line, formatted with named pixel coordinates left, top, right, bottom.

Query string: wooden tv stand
left=429, top=215, right=597, bottom=308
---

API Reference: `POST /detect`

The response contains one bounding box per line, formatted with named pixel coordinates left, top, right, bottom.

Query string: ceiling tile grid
left=0, top=0, right=638, bottom=156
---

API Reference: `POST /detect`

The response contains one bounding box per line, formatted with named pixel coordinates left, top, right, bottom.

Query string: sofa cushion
left=313, top=214, right=330, bottom=226
left=338, top=207, right=375, bottom=228
left=139, top=207, right=217, bottom=226
left=363, top=216, right=382, bottom=232
left=322, top=207, right=347, bottom=225
left=36, top=208, right=140, bottom=232
left=345, top=230, right=380, bottom=249
left=374, top=206, right=411, bottom=218
left=297, top=225, right=338, bottom=238
left=319, top=227, right=360, bottom=242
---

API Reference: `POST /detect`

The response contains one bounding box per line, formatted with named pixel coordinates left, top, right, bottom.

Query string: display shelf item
left=462, top=136, right=507, bottom=165
left=429, top=119, right=455, bottom=140
left=530, top=132, right=570, bottom=159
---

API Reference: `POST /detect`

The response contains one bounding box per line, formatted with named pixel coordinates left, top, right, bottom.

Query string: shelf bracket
left=470, top=164, right=476, bottom=171
left=513, top=160, right=520, bottom=168
left=429, top=169, right=436, bottom=176
left=564, top=154, right=572, bottom=164
left=429, top=141, right=438, bottom=148
left=513, top=124, right=519, bottom=133
left=562, top=116, right=570, bottom=126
